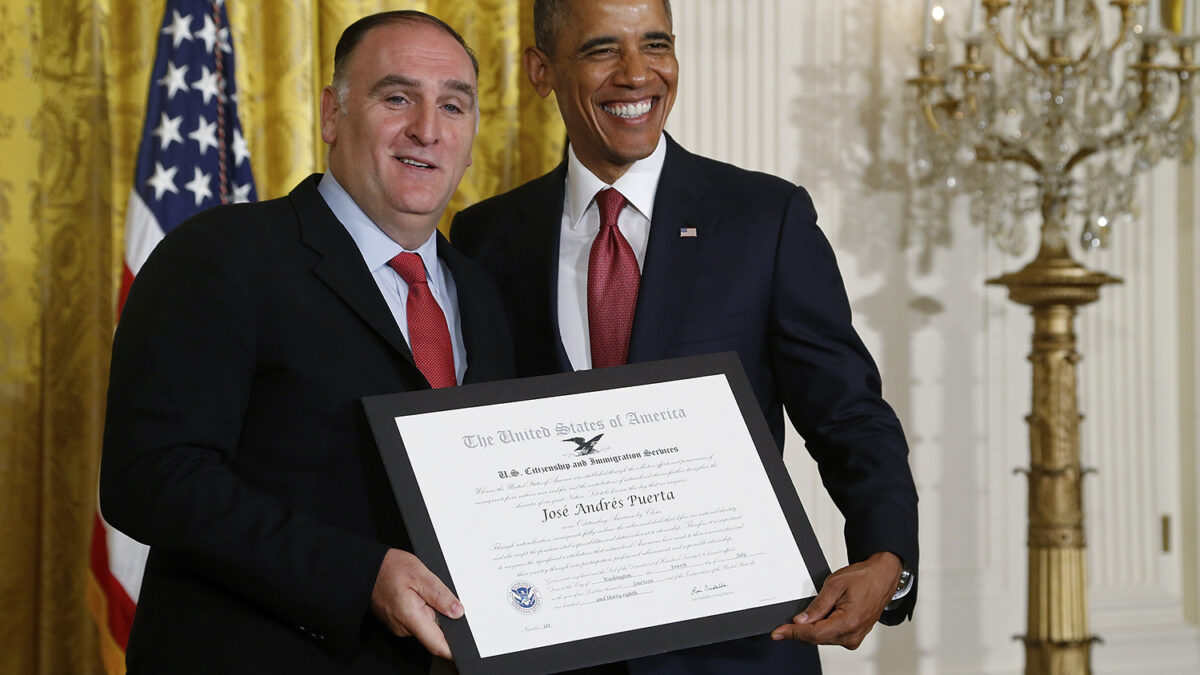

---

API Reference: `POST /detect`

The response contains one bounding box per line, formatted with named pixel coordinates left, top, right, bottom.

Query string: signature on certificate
left=690, top=582, right=730, bottom=598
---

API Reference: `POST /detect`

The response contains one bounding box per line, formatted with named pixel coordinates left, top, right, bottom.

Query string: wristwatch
left=887, top=563, right=913, bottom=610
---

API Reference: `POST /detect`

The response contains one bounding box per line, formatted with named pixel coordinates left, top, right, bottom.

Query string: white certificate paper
left=365, top=354, right=827, bottom=674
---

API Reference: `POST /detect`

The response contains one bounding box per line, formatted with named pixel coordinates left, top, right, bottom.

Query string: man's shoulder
left=168, top=175, right=317, bottom=242
left=666, top=139, right=799, bottom=199
left=450, top=164, right=564, bottom=258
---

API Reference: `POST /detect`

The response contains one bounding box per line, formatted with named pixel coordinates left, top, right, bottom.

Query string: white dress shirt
left=318, top=172, right=466, bottom=384
left=557, top=137, right=667, bottom=370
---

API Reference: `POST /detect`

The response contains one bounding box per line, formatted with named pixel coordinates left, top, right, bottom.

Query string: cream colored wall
left=1185, top=133, right=1200, bottom=627
left=665, top=1, right=1200, bottom=672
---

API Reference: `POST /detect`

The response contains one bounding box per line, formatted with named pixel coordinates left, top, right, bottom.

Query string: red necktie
left=587, top=188, right=640, bottom=368
left=387, top=252, right=456, bottom=388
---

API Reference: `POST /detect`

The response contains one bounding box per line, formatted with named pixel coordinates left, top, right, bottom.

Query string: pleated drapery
left=0, top=1, right=563, bottom=672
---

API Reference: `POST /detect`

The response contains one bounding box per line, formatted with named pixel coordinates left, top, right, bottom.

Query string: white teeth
left=602, top=100, right=652, bottom=118
left=400, top=158, right=431, bottom=168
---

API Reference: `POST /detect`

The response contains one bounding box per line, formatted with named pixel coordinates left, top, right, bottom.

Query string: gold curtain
left=0, top=1, right=563, bottom=672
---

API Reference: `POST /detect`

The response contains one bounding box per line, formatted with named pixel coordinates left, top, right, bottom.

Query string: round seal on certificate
left=508, top=581, right=541, bottom=614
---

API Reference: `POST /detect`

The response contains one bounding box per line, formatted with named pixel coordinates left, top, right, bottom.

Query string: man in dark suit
left=100, top=11, right=514, bottom=673
left=451, top=0, right=918, bottom=671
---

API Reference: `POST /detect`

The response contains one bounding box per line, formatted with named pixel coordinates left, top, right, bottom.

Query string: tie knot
left=388, top=251, right=428, bottom=286
left=595, top=188, right=628, bottom=230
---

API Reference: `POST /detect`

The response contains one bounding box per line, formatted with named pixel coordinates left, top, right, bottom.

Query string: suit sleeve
left=768, top=186, right=919, bottom=621
left=100, top=217, right=387, bottom=648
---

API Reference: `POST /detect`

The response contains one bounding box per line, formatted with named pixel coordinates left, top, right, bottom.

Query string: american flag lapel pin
left=679, top=226, right=698, bottom=238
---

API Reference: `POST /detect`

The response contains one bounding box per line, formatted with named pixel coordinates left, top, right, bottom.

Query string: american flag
left=88, top=1, right=255, bottom=670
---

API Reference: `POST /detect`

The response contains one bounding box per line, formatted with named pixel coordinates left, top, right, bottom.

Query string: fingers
left=769, top=552, right=904, bottom=649
left=400, top=594, right=454, bottom=660
left=371, top=549, right=463, bottom=659
left=408, top=556, right=465, bottom=620
left=771, top=580, right=853, bottom=646
left=796, top=582, right=839, bottom=624
left=772, top=608, right=867, bottom=649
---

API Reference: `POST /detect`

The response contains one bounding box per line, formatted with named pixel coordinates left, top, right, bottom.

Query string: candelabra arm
left=1105, top=18, right=1135, bottom=54
left=1067, top=7, right=1109, bottom=69
left=991, top=23, right=1041, bottom=75
left=1063, top=144, right=1101, bottom=174
left=1167, top=79, right=1195, bottom=126
left=1062, top=107, right=1154, bottom=173
left=1069, top=74, right=1195, bottom=172
left=977, top=135, right=1045, bottom=171
left=1107, top=0, right=1146, bottom=55
left=921, top=101, right=951, bottom=138
left=1021, top=25, right=1055, bottom=71
left=908, top=56, right=951, bottom=139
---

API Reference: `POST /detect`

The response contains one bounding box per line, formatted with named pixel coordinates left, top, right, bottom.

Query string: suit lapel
left=439, top=234, right=492, bottom=385
left=515, top=163, right=574, bottom=372
left=628, top=137, right=716, bottom=363
left=289, top=175, right=422, bottom=377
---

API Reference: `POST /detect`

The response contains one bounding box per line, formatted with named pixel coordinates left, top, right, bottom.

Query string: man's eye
left=386, top=95, right=408, bottom=105
left=443, top=103, right=463, bottom=114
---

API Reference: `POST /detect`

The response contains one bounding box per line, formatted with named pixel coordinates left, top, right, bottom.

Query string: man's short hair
left=533, top=0, right=673, bottom=54
left=331, top=10, right=479, bottom=105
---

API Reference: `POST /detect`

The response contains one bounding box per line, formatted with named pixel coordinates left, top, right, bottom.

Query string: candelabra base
left=988, top=253, right=1121, bottom=307
left=988, top=252, right=1118, bottom=675
left=1021, top=635, right=1098, bottom=675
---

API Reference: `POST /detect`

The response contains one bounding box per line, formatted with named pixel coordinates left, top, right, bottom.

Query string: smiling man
left=451, top=0, right=918, bottom=672
left=101, top=11, right=515, bottom=673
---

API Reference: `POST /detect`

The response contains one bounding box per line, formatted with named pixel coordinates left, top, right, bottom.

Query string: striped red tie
left=388, top=252, right=456, bottom=388
left=587, top=188, right=640, bottom=368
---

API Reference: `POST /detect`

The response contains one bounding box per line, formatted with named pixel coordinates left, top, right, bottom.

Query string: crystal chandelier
left=908, top=0, right=1196, bottom=257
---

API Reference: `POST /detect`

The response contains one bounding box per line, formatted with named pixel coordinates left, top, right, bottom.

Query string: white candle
left=1185, top=0, right=1195, bottom=34
left=1147, top=0, right=1160, bottom=32
left=924, top=0, right=934, bottom=46
left=968, top=0, right=980, bottom=34
left=1054, top=0, right=1065, bottom=28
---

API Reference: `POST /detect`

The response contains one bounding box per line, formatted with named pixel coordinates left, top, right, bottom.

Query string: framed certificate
left=363, top=352, right=829, bottom=674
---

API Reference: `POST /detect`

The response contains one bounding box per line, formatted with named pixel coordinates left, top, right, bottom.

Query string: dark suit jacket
left=100, top=174, right=516, bottom=673
left=451, top=136, right=918, bottom=674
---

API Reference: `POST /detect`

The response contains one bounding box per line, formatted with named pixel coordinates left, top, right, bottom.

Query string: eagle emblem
left=508, top=581, right=541, bottom=614
left=563, top=433, right=604, bottom=455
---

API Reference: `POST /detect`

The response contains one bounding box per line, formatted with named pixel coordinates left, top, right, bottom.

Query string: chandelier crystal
left=908, top=0, right=1196, bottom=257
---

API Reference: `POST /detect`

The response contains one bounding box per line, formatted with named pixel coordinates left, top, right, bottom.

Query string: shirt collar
left=564, top=135, right=667, bottom=229
left=317, top=171, right=441, bottom=280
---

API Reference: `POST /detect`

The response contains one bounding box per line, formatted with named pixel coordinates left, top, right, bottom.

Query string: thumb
left=413, top=568, right=464, bottom=619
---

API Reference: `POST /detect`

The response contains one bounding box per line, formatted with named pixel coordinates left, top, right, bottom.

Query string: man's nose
left=613, top=51, right=649, bottom=87
left=406, top=104, right=439, bottom=145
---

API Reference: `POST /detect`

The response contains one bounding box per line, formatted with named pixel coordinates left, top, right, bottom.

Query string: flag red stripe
left=89, top=515, right=136, bottom=648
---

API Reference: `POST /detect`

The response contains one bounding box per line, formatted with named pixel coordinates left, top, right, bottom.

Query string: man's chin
left=608, top=142, right=660, bottom=166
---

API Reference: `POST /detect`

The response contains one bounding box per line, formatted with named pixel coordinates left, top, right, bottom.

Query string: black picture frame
left=363, top=352, right=829, bottom=674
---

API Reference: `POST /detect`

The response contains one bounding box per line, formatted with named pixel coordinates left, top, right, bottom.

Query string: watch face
left=892, top=568, right=913, bottom=601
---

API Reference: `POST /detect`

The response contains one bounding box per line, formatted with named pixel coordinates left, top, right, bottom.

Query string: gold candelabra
left=908, top=1, right=1197, bottom=673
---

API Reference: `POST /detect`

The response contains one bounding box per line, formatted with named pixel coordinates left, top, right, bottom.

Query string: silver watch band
left=889, top=564, right=913, bottom=606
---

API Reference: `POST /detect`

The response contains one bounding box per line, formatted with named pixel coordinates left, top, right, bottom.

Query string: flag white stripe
left=102, top=518, right=149, bottom=603
left=124, top=190, right=166, bottom=276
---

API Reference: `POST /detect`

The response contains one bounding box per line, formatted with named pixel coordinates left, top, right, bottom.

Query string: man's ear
left=523, top=46, right=555, bottom=98
left=320, top=86, right=340, bottom=144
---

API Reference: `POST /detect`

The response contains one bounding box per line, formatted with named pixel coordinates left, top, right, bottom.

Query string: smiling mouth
left=601, top=99, right=654, bottom=119
left=398, top=157, right=434, bottom=169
